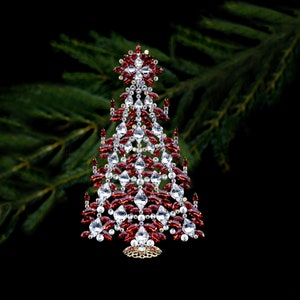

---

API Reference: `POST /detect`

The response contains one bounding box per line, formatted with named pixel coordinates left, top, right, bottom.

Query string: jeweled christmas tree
left=80, top=45, right=205, bottom=258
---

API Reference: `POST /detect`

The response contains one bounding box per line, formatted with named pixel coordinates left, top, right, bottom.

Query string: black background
left=0, top=0, right=298, bottom=296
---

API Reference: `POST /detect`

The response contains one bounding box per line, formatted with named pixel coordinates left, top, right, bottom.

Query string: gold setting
left=123, top=245, right=162, bottom=259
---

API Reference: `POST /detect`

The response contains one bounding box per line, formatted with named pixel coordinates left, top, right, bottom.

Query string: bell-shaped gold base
left=123, top=245, right=162, bottom=259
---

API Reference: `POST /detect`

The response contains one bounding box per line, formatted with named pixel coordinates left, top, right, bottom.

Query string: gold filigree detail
left=123, top=246, right=162, bottom=259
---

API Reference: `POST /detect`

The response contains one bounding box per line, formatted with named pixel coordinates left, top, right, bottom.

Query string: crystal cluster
left=80, top=45, right=204, bottom=258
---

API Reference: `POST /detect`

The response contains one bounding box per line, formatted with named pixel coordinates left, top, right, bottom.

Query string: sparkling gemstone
left=134, top=99, right=143, bottom=109
left=119, top=170, right=130, bottom=186
left=156, top=205, right=170, bottom=225
left=89, top=218, right=103, bottom=236
left=152, top=122, right=163, bottom=137
left=135, top=226, right=149, bottom=245
left=108, top=152, right=119, bottom=165
left=182, top=218, right=196, bottom=237
left=151, top=170, right=161, bottom=186
left=133, top=125, right=144, bottom=143
left=116, top=122, right=127, bottom=136
left=135, top=157, right=145, bottom=171
left=125, top=65, right=136, bottom=73
left=135, top=57, right=143, bottom=68
left=113, top=205, right=128, bottom=224
left=161, top=152, right=172, bottom=165
left=134, top=189, right=148, bottom=210
left=170, top=183, right=184, bottom=201
left=97, top=182, right=111, bottom=201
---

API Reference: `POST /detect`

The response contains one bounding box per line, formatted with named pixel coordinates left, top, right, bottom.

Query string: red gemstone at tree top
left=80, top=45, right=204, bottom=259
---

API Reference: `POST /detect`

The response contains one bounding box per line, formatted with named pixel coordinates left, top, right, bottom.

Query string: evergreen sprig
left=0, top=1, right=299, bottom=243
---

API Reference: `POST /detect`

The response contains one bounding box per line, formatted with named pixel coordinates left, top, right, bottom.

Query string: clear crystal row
left=80, top=45, right=204, bottom=258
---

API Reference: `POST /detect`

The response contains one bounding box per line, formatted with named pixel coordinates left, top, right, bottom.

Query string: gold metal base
left=123, top=245, right=162, bottom=259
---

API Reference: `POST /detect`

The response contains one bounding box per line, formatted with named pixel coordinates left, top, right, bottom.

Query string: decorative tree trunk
left=80, top=45, right=205, bottom=258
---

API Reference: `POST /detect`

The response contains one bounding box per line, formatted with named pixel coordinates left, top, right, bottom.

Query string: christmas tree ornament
left=80, top=45, right=205, bottom=258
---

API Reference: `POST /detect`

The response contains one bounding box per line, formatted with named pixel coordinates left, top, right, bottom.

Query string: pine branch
left=1, top=1, right=299, bottom=244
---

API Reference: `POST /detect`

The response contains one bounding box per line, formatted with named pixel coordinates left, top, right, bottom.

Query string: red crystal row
left=80, top=45, right=204, bottom=258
